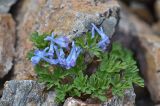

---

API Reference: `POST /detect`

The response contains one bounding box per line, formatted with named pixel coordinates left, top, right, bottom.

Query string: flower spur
left=31, top=47, right=58, bottom=66
left=54, top=41, right=82, bottom=69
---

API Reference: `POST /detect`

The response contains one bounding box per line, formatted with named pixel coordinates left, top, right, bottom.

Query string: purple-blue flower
left=54, top=46, right=66, bottom=66
left=91, top=23, right=110, bottom=50
left=31, top=25, right=109, bottom=68
left=54, top=41, right=81, bottom=69
left=65, top=41, right=81, bottom=69
left=44, top=32, right=69, bottom=55
left=91, top=26, right=95, bottom=38
left=31, top=47, right=58, bottom=66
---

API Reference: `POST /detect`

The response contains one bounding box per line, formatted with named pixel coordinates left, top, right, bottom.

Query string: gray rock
left=102, top=16, right=118, bottom=38
left=0, top=81, right=136, bottom=106
left=0, top=0, right=17, bottom=13
left=103, top=89, right=135, bottom=106
left=123, top=89, right=136, bottom=106
left=0, top=80, right=57, bottom=106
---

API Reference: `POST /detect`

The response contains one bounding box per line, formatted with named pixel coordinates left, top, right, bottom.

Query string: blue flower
left=54, top=41, right=81, bottom=69
left=65, top=41, right=81, bottom=69
left=31, top=55, right=41, bottom=66
left=54, top=46, right=66, bottom=66
left=44, top=33, right=55, bottom=56
left=91, top=23, right=110, bottom=50
left=31, top=47, right=58, bottom=66
left=91, top=26, right=95, bottom=38
left=44, top=32, right=69, bottom=55
left=54, top=36, right=69, bottom=48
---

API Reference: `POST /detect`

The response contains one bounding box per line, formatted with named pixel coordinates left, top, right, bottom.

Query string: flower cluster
left=31, top=23, right=110, bottom=69
left=91, top=23, right=110, bottom=50
left=29, top=23, right=144, bottom=104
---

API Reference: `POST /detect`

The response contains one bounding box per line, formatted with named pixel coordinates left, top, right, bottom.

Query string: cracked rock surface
left=0, top=80, right=135, bottom=106
left=0, top=80, right=57, bottom=106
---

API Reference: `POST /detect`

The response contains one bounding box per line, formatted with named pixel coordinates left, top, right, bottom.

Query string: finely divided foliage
left=28, top=24, right=144, bottom=103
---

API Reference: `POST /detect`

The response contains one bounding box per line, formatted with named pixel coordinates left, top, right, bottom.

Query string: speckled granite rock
left=0, top=81, right=135, bottom=106
left=0, top=14, right=15, bottom=78
left=0, top=0, right=17, bottom=13
left=0, top=80, right=57, bottom=106
left=13, top=0, right=120, bottom=80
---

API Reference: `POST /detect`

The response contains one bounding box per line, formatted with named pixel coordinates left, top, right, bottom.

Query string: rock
left=13, top=0, right=120, bottom=80
left=63, top=98, right=87, bottom=106
left=153, top=0, right=160, bottom=35
left=0, top=14, right=15, bottom=78
left=155, top=0, right=160, bottom=19
left=136, top=33, right=160, bottom=104
left=0, top=0, right=17, bottom=13
left=121, top=0, right=156, bottom=24
left=152, top=21, right=160, bottom=35
left=0, top=82, right=135, bottom=106
left=0, top=80, right=57, bottom=106
left=114, top=3, right=160, bottom=105
left=122, top=0, right=156, bottom=5
left=123, top=89, right=136, bottom=106
left=129, top=1, right=154, bottom=23
left=63, top=89, right=135, bottom=106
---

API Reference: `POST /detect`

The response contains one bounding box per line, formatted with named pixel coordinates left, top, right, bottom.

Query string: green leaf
left=27, top=50, right=34, bottom=60
left=97, top=95, right=107, bottom=102
left=31, top=31, right=50, bottom=49
left=75, top=32, right=102, bottom=58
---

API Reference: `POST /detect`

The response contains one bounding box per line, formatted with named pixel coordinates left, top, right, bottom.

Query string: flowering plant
left=28, top=24, right=144, bottom=104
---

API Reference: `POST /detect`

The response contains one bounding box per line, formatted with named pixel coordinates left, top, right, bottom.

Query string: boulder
left=0, top=80, right=57, bottom=106
left=0, top=80, right=135, bottom=106
left=0, top=80, right=136, bottom=106
left=114, top=3, right=160, bottom=104
left=0, top=0, right=17, bottom=13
